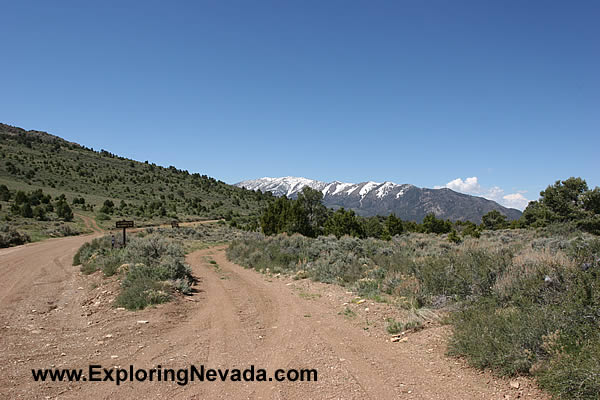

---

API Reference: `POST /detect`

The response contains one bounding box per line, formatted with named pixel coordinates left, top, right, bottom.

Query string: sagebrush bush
left=227, top=233, right=514, bottom=306
left=101, top=252, right=123, bottom=277
left=75, top=233, right=194, bottom=309
left=148, top=224, right=243, bottom=243
left=0, top=224, right=30, bottom=248
left=45, top=224, right=80, bottom=238
left=116, top=267, right=170, bottom=310
left=73, top=236, right=113, bottom=270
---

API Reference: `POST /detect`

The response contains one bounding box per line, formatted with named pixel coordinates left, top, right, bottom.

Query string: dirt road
left=75, top=213, right=103, bottom=234
left=0, top=238, right=548, bottom=399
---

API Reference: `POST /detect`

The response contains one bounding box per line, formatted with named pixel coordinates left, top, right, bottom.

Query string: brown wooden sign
left=171, top=221, right=180, bottom=228
left=116, top=220, right=134, bottom=228
left=115, top=220, right=134, bottom=247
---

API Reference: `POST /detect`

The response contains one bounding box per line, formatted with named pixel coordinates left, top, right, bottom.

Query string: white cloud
left=487, top=186, right=504, bottom=200
left=439, top=176, right=531, bottom=211
left=446, top=177, right=481, bottom=193
left=502, top=193, right=531, bottom=210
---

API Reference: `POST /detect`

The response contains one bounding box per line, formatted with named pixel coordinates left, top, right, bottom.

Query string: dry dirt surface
left=75, top=213, right=104, bottom=234
left=0, top=237, right=550, bottom=400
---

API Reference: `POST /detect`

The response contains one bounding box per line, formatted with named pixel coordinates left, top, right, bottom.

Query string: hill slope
left=237, top=177, right=522, bottom=223
left=0, top=123, right=271, bottom=238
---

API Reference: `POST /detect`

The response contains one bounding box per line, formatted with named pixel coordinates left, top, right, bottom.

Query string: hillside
left=0, top=123, right=271, bottom=242
left=237, top=176, right=522, bottom=223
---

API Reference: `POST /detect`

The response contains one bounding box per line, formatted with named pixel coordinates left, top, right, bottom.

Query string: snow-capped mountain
left=234, top=176, right=329, bottom=197
left=235, top=176, right=522, bottom=223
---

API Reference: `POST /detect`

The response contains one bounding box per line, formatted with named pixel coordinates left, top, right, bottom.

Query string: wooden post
left=123, top=226, right=127, bottom=247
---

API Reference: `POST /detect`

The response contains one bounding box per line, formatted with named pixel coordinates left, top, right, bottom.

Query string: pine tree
left=481, top=210, right=508, bottom=230
left=324, top=208, right=364, bottom=238
left=385, top=213, right=404, bottom=236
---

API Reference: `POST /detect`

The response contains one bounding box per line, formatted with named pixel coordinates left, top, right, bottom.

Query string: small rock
left=509, top=380, right=520, bottom=389
left=104, top=334, right=113, bottom=338
left=364, top=307, right=369, bottom=312
left=357, top=299, right=366, bottom=305
left=31, top=330, right=41, bottom=334
left=137, top=320, right=149, bottom=324
left=581, top=262, right=593, bottom=271
left=77, top=287, right=84, bottom=290
left=60, top=353, right=66, bottom=357
left=111, top=355, right=118, bottom=359
left=118, top=263, right=130, bottom=273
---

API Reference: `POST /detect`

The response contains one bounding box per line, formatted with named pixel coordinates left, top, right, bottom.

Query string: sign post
left=115, top=220, right=134, bottom=247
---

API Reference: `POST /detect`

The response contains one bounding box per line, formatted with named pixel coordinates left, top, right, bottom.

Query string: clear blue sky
left=1, top=1, right=598, bottom=209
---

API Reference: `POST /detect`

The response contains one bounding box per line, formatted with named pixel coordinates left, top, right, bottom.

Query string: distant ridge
left=236, top=176, right=522, bottom=223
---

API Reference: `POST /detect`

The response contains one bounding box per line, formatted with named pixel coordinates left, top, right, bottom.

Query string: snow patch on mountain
left=236, top=176, right=327, bottom=197
left=331, top=182, right=353, bottom=196
left=347, top=186, right=360, bottom=195
left=376, top=182, right=397, bottom=199
left=359, top=181, right=380, bottom=197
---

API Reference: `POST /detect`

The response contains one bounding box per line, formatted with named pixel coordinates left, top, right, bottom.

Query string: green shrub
left=101, top=252, right=123, bottom=277
left=536, top=334, right=600, bottom=399
left=449, top=247, right=600, bottom=399
left=96, top=212, right=110, bottom=221
left=0, top=224, right=30, bottom=248
left=116, top=267, right=170, bottom=310
left=447, top=229, right=461, bottom=243
left=73, top=236, right=112, bottom=267
left=75, top=233, right=193, bottom=310
left=154, top=255, right=191, bottom=281
left=386, top=318, right=404, bottom=334
left=448, top=298, right=550, bottom=375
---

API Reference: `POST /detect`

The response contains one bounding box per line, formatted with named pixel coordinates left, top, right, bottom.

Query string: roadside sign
left=115, top=220, right=134, bottom=246
left=171, top=221, right=179, bottom=228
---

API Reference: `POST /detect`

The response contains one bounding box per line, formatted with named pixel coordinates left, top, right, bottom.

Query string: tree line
left=260, top=187, right=473, bottom=240
left=0, top=186, right=74, bottom=221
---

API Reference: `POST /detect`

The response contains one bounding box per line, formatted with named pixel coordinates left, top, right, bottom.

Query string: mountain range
left=236, top=177, right=522, bottom=223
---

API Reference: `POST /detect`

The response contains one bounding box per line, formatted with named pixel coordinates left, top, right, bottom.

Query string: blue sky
left=1, top=1, right=598, bottom=210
